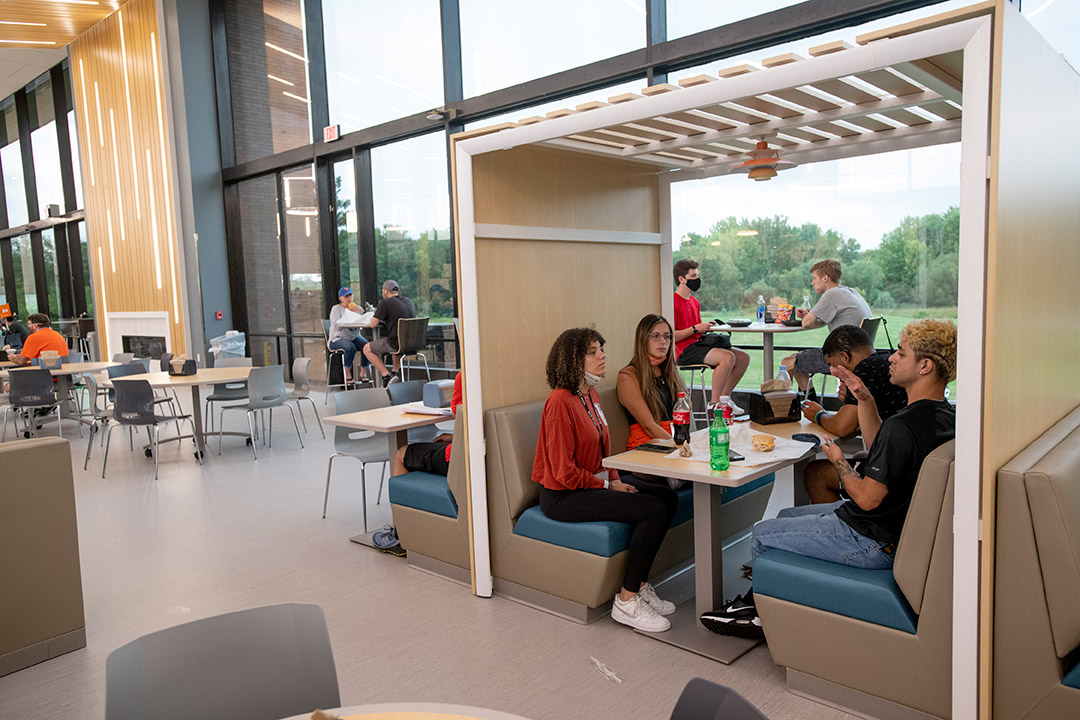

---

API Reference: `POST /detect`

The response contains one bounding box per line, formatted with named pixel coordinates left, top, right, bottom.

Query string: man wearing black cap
left=363, top=279, right=417, bottom=384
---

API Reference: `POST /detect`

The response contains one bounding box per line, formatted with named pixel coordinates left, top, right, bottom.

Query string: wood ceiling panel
left=879, top=108, right=932, bottom=127
left=804, top=78, right=878, bottom=105
left=662, top=111, right=736, bottom=132
left=770, top=87, right=841, bottom=112
left=853, top=69, right=924, bottom=97
left=0, top=1, right=126, bottom=46
left=730, top=95, right=802, bottom=119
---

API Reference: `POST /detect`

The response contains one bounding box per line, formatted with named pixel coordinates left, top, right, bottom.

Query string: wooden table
left=111, top=367, right=254, bottom=456
left=708, top=321, right=810, bottom=380
left=603, top=418, right=821, bottom=664
left=279, top=702, right=532, bottom=720
left=322, top=404, right=447, bottom=545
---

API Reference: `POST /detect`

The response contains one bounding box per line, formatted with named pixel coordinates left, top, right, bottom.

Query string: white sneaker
left=612, top=593, right=671, bottom=632
left=638, top=582, right=677, bottom=616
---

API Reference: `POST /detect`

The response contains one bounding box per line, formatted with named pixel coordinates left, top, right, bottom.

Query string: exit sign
left=323, top=124, right=340, bottom=142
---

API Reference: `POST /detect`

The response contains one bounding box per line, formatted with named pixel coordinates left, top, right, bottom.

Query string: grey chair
left=285, top=356, right=324, bottom=439
left=103, top=379, right=200, bottom=480
left=203, top=357, right=252, bottom=433
left=387, top=379, right=439, bottom=443
left=157, top=352, right=183, bottom=405
left=670, top=678, right=769, bottom=720
left=133, top=356, right=152, bottom=372
left=390, top=316, right=431, bottom=382
left=3, top=368, right=61, bottom=441
left=104, top=603, right=339, bottom=720
left=81, top=373, right=112, bottom=471
left=218, top=364, right=303, bottom=459
left=323, top=388, right=391, bottom=529
left=112, top=352, right=135, bottom=364
left=320, top=318, right=350, bottom=403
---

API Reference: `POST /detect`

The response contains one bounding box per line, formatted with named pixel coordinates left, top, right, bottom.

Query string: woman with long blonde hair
left=617, top=314, right=687, bottom=451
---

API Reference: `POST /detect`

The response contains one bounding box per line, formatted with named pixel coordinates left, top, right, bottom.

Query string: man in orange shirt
left=11, top=314, right=70, bottom=366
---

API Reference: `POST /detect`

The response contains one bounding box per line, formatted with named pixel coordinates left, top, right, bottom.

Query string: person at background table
left=363, top=279, right=416, bottom=386
left=392, top=371, right=463, bottom=477
left=780, top=259, right=871, bottom=395
left=672, top=259, right=749, bottom=415
left=328, top=287, right=370, bottom=384
left=10, top=314, right=69, bottom=367
left=1, top=315, right=30, bottom=349
left=533, top=327, right=678, bottom=633
left=702, top=319, right=956, bottom=638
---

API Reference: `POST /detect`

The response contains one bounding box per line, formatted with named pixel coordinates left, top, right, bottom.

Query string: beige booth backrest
left=1024, top=422, right=1080, bottom=658
left=485, top=386, right=631, bottom=522
left=894, top=440, right=956, bottom=615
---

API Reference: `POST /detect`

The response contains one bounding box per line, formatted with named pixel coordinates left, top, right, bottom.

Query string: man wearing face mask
left=672, top=259, right=750, bottom=414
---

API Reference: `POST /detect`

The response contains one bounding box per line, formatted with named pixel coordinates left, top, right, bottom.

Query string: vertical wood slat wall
left=69, top=0, right=185, bottom=356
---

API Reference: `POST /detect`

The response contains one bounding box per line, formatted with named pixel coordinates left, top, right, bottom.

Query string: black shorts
left=403, top=442, right=450, bottom=476
left=677, top=335, right=732, bottom=366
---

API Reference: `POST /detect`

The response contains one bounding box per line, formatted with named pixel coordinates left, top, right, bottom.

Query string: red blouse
left=532, top=387, right=619, bottom=491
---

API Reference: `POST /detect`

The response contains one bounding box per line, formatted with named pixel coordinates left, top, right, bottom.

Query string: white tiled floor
left=0, top=389, right=853, bottom=720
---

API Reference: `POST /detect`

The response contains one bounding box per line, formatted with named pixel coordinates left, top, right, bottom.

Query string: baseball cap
left=382, top=279, right=399, bottom=292
left=338, top=286, right=353, bottom=298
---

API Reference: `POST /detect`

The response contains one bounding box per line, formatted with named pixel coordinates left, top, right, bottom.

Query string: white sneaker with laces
left=638, top=582, right=676, bottom=616
left=611, top=593, right=671, bottom=632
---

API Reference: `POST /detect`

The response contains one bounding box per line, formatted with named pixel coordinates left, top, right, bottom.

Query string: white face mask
left=583, top=371, right=603, bottom=387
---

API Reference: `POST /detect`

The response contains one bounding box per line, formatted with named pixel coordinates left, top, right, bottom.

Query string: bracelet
left=814, top=410, right=825, bottom=425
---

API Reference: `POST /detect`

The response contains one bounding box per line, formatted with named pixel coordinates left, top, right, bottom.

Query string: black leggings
left=538, top=474, right=678, bottom=593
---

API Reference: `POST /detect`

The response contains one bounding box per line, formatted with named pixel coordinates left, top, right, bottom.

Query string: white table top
left=279, top=702, right=533, bottom=720
left=709, top=321, right=810, bottom=334
left=604, top=418, right=822, bottom=486
left=2, top=360, right=119, bottom=375
left=108, top=367, right=253, bottom=387
left=322, top=404, right=445, bottom=433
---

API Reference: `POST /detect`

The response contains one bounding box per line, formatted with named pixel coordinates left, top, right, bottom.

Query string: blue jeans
left=750, top=500, right=895, bottom=569
left=329, top=337, right=369, bottom=372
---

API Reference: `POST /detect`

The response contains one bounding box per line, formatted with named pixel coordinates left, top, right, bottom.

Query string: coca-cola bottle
left=673, top=392, right=691, bottom=445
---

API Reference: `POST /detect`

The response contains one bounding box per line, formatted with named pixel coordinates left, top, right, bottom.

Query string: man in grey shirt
left=781, top=259, right=871, bottom=392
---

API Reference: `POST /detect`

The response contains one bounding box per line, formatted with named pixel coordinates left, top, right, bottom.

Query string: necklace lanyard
left=578, top=392, right=604, bottom=445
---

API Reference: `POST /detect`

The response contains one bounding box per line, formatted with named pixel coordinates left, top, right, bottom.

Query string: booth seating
left=755, top=440, right=956, bottom=720
left=994, top=405, right=1080, bottom=720
left=0, top=438, right=85, bottom=677
left=388, top=414, right=471, bottom=579
left=483, top=386, right=774, bottom=624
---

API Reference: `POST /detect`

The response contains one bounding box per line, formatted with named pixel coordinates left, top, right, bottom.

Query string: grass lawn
left=682, top=307, right=959, bottom=399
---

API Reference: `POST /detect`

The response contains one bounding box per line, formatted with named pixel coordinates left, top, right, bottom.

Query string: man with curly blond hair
left=701, top=319, right=956, bottom=638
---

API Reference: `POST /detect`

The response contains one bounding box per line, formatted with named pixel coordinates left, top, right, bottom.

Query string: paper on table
left=666, top=424, right=815, bottom=466
left=402, top=401, right=452, bottom=416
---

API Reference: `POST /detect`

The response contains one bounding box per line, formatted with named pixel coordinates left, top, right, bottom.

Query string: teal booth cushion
left=755, top=548, right=918, bottom=633
left=388, top=472, right=458, bottom=518
left=1064, top=659, right=1080, bottom=689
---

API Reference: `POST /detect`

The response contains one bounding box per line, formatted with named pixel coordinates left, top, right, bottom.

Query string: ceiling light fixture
left=265, top=42, right=307, bottom=63
left=732, top=139, right=796, bottom=182
left=0, top=21, right=48, bottom=27
left=0, top=39, right=57, bottom=45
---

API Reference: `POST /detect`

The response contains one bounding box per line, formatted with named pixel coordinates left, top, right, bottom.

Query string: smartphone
left=637, top=443, right=676, bottom=453
left=729, top=450, right=746, bottom=462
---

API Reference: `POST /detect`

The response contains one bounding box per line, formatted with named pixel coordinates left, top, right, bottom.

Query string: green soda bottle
left=710, top=406, right=730, bottom=471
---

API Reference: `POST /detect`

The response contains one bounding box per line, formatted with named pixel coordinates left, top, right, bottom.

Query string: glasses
left=648, top=333, right=673, bottom=342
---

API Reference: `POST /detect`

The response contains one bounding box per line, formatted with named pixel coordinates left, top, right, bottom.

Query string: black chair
left=670, top=678, right=769, bottom=720
left=2, top=367, right=61, bottom=441
left=391, top=316, right=431, bottom=382
left=103, top=379, right=200, bottom=479
left=105, top=603, right=339, bottom=720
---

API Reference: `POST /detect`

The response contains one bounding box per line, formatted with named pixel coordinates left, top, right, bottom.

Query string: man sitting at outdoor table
left=780, top=259, right=871, bottom=396
left=672, top=259, right=749, bottom=414
left=10, top=314, right=69, bottom=366
left=362, top=279, right=417, bottom=385
left=700, top=318, right=956, bottom=639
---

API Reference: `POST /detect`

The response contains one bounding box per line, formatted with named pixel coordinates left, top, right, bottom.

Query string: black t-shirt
left=4, top=321, right=29, bottom=347
left=373, top=295, right=417, bottom=350
left=842, top=350, right=908, bottom=422
left=835, top=399, right=956, bottom=545
left=621, top=372, right=674, bottom=426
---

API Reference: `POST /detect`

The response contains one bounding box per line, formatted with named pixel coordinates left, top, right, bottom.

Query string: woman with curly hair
left=532, top=327, right=678, bottom=632
left=617, top=314, right=686, bottom=451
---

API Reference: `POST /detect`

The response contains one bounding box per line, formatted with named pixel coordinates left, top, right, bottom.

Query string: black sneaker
left=700, top=610, right=764, bottom=639
left=379, top=543, right=406, bottom=557
left=719, top=590, right=755, bottom=615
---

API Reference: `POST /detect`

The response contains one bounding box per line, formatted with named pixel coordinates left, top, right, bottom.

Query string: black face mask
left=685, top=277, right=702, bottom=292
